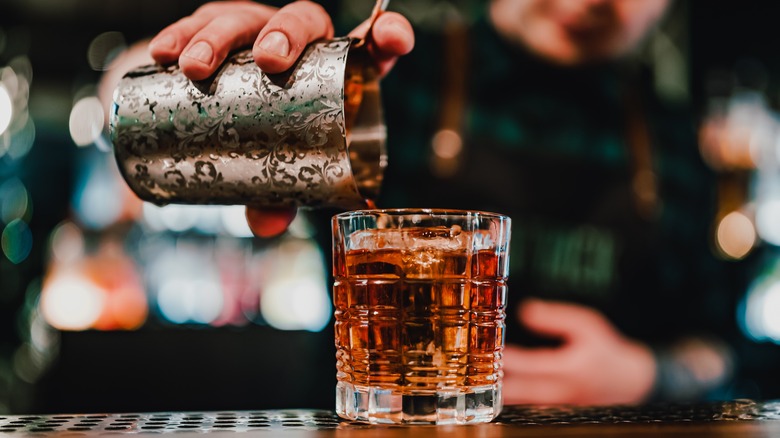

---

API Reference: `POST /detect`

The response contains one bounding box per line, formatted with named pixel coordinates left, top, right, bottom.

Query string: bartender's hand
left=148, top=1, right=414, bottom=237
left=503, top=299, right=657, bottom=405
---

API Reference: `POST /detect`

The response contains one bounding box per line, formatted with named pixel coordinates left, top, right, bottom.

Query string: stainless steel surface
left=0, top=411, right=342, bottom=434
left=110, top=37, right=386, bottom=209
left=2, top=401, right=780, bottom=436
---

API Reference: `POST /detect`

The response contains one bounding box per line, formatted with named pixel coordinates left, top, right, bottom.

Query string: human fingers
left=149, top=1, right=277, bottom=80
left=501, top=344, right=567, bottom=376
left=252, top=1, right=335, bottom=74
left=245, top=207, right=297, bottom=238
left=518, top=299, right=613, bottom=342
left=349, top=12, right=414, bottom=77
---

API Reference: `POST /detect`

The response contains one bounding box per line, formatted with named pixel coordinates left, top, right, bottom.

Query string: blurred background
left=3, top=0, right=780, bottom=414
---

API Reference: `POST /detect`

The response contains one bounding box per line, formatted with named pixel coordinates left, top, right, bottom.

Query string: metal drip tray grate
left=497, top=400, right=780, bottom=425
left=1, top=401, right=779, bottom=435
left=0, top=411, right=342, bottom=434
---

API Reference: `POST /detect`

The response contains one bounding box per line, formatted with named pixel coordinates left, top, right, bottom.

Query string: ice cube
left=347, top=229, right=407, bottom=251
left=403, top=227, right=469, bottom=252
left=347, top=227, right=469, bottom=252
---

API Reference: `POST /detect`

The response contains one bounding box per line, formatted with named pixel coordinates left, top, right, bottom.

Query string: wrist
left=648, top=337, right=734, bottom=402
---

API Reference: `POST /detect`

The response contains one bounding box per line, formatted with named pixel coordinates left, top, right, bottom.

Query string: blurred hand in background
left=503, top=299, right=657, bottom=405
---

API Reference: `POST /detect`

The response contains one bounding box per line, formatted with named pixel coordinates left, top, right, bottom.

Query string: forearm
left=649, top=337, right=734, bottom=401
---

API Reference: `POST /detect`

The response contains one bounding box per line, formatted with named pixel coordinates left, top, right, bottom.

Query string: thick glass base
left=335, top=381, right=502, bottom=425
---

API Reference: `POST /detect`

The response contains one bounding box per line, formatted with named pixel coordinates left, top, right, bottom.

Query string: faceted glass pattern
left=333, top=210, right=511, bottom=424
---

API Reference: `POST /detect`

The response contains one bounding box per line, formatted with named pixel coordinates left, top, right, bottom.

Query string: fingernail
left=258, top=31, right=290, bottom=57
left=183, top=41, right=213, bottom=64
left=150, top=34, right=176, bottom=51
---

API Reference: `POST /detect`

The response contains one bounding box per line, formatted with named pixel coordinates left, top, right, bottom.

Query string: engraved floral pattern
left=110, top=38, right=369, bottom=208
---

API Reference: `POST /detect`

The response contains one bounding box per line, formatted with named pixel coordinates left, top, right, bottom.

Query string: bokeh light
left=762, top=283, right=780, bottom=340
left=2, top=218, right=32, bottom=264
left=13, top=342, right=47, bottom=384
left=0, top=177, right=30, bottom=224
left=72, top=152, right=124, bottom=230
left=1, top=66, right=19, bottom=100
left=69, top=96, right=104, bottom=147
left=741, top=269, right=780, bottom=344
left=49, top=221, right=85, bottom=264
left=145, top=241, right=226, bottom=326
left=28, top=307, right=59, bottom=356
left=142, top=203, right=258, bottom=237
left=141, top=202, right=167, bottom=232
left=260, top=240, right=331, bottom=332
left=8, top=55, right=32, bottom=84
left=87, top=31, right=126, bottom=71
left=221, top=205, right=254, bottom=238
left=101, top=284, right=148, bottom=330
left=0, top=64, right=34, bottom=162
left=157, top=278, right=224, bottom=325
left=262, top=276, right=331, bottom=332
left=6, top=117, right=35, bottom=160
left=193, top=206, right=222, bottom=235
left=432, top=128, right=463, bottom=159
left=41, top=234, right=148, bottom=332
left=40, top=272, right=105, bottom=331
left=756, top=199, right=780, bottom=246
left=287, top=213, right=315, bottom=239
left=775, top=134, right=780, bottom=164
left=716, top=210, right=756, bottom=259
left=0, top=84, right=12, bottom=136
left=158, top=204, right=200, bottom=233
left=430, top=128, right=463, bottom=177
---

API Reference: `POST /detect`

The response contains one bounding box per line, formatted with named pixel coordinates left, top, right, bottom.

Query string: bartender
left=146, top=0, right=754, bottom=404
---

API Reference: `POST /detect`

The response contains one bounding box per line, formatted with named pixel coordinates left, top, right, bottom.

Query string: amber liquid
left=333, top=230, right=506, bottom=397
left=343, top=47, right=368, bottom=132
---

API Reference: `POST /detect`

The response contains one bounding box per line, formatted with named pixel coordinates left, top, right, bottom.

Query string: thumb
left=348, top=12, right=414, bottom=77
left=518, top=299, right=611, bottom=342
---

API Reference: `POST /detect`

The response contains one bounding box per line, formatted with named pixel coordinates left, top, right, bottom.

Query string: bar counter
left=2, top=400, right=780, bottom=437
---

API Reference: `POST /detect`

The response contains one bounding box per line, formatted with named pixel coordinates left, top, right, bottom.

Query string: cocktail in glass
left=332, top=209, right=511, bottom=424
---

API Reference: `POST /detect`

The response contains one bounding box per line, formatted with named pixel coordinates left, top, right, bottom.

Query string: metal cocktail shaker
left=109, top=37, right=385, bottom=209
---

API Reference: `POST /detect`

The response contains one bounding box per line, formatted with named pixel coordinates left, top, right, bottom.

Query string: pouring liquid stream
left=345, top=0, right=389, bottom=211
